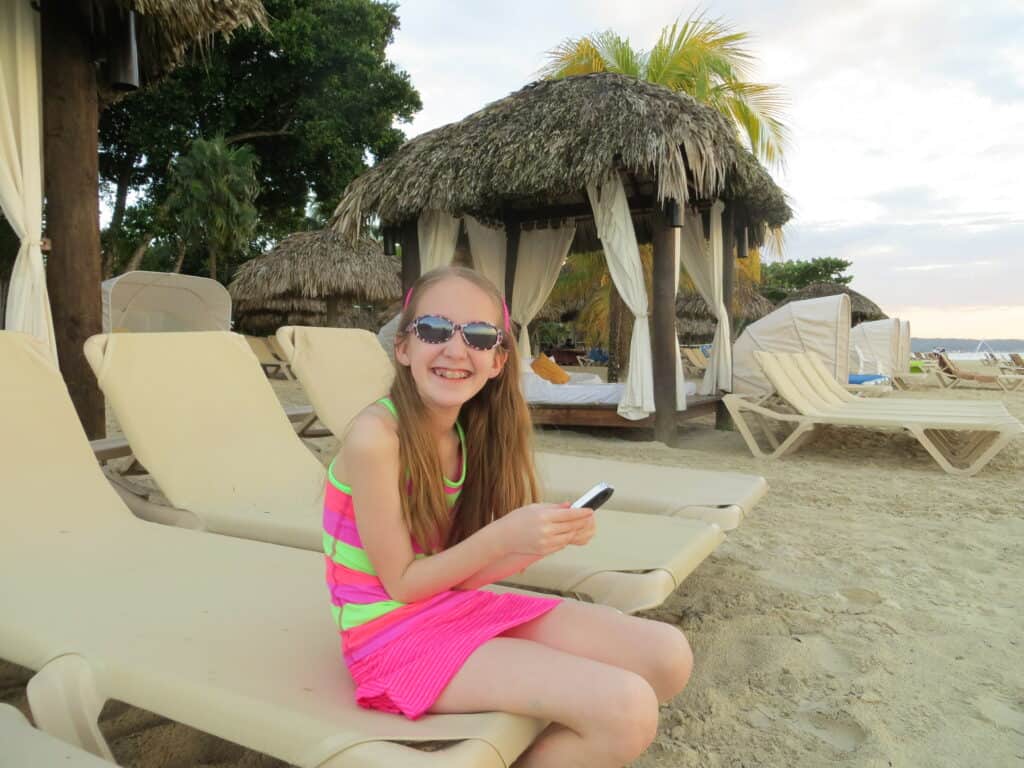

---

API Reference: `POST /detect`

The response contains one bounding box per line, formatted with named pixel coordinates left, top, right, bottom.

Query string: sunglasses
left=406, top=314, right=504, bottom=351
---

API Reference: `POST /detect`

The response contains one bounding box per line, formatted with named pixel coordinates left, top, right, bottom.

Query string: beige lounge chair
left=680, top=346, right=708, bottom=375
left=723, top=350, right=1022, bottom=476
left=0, top=705, right=114, bottom=766
left=934, top=353, right=1024, bottom=392
left=245, top=335, right=294, bottom=380
left=276, top=325, right=766, bottom=532
left=1, top=331, right=545, bottom=767
left=86, top=331, right=725, bottom=614
left=999, top=352, right=1024, bottom=375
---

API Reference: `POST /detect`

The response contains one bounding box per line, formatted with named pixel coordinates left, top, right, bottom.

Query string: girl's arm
left=345, top=415, right=591, bottom=604
left=454, top=507, right=597, bottom=590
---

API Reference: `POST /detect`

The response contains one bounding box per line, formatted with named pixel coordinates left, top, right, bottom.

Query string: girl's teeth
left=435, top=369, right=469, bottom=379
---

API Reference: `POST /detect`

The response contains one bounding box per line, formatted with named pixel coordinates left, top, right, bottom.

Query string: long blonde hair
left=390, top=266, right=538, bottom=551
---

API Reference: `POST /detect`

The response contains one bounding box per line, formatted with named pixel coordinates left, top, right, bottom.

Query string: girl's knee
left=647, top=623, right=694, bottom=701
left=598, top=671, right=659, bottom=764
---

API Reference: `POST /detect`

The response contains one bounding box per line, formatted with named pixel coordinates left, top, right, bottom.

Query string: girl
left=325, top=267, right=693, bottom=767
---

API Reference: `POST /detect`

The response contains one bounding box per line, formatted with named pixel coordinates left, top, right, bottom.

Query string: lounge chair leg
left=27, top=654, right=114, bottom=761
left=909, top=428, right=1010, bottom=477
left=724, top=398, right=814, bottom=460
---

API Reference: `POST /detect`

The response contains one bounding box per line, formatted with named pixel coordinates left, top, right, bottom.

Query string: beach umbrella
left=229, top=229, right=402, bottom=329
left=777, top=282, right=887, bottom=324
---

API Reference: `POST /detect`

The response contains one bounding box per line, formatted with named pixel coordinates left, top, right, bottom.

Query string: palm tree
left=539, top=12, right=789, bottom=166
left=538, top=13, right=788, bottom=374
left=162, top=137, right=260, bottom=282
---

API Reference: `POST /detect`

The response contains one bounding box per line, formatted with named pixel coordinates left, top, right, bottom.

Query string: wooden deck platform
left=529, top=395, right=721, bottom=428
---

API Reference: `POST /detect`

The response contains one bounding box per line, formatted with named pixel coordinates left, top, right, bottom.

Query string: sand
left=3, top=363, right=1022, bottom=767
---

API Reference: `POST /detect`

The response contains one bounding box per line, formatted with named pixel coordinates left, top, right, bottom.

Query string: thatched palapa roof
left=676, top=278, right=776, bottom=342
left=332, top=74, right=788, bottom=239
left=112, top=1, right=268, bottom=84
left=229, top=230, right=402, bottom=304
left=777, top=282, right=887, bottom=323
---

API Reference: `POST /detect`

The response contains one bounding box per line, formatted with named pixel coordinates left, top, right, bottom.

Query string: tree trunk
left=101, top=163, right=133, bottom=277
left=209, top=251, right=218, bottom=282
left=41, top=1, right=105, bottom=438
left=123, top=232, right=154, bottom=273
left=172, top=239, right=186, bottom=273
left=606, top=285, right=622, bottom=383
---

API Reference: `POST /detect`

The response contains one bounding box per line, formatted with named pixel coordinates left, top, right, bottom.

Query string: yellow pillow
left=531, top=355, right=570, bottom=385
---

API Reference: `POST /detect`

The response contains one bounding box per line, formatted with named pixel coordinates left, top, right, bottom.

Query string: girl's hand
left=568, top=511, right=596, bottom=546
left=497, top=502, right=593, bottom=556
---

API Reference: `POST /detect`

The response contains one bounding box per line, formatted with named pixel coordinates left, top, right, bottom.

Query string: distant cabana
left=228, top=229, right=402, bottom=331
left=676, top=279, right=776, bottom=343
left=332, top=73, right=791, bottom=441
left=778, top=283, right=887, bottom=324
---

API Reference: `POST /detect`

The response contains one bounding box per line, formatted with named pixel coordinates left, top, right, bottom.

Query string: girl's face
left=395, top=277, right=507, bottom=411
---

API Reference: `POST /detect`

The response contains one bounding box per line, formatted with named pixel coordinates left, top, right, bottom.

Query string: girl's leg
left=502, top=600, right=693, bottom=702
left=430, top=637, right=658, bottom=768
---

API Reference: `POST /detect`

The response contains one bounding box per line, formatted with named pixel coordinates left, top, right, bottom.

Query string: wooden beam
left=650, top=205, right=678, bottom=444
left=42, top=1, right=105, bottom=438
left=716, top=204, right=737, bottom=430
left=504, top=218, right=520, bottom=305
left=399, top=220, right=419, bottom=291
left=506, top=195, right=655, bottom=225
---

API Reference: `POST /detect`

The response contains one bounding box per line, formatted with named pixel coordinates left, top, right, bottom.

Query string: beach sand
left=3, top=364, right=1022, bottom=766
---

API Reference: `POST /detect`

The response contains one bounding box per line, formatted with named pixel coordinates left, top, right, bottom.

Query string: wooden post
left=326, top=296, right=340, bottom=327
left=399, top=220, right=420, bottom=291
left=715, top=204, right=736, bottom=430
left=503, top=217, right=520, bottom=305
left=41, top=1, right=105, bottom=438
left=651, top=206, right=677, bottom=445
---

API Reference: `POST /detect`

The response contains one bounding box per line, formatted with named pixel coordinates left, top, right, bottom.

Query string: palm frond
left=537, top=37, right=609, bottom=79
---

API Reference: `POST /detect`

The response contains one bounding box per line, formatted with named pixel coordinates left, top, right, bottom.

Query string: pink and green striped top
left=323, top=397, right=467, bottom=662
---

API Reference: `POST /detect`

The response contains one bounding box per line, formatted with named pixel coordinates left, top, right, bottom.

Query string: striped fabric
left=325, top=398, right=560, bottom=718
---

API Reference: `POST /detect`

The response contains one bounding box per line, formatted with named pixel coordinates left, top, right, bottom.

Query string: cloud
left=384, top=1, right=1024, bottom=338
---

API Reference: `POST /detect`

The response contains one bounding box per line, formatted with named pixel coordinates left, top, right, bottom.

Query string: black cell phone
left=570, top=482, right=615, bottom=511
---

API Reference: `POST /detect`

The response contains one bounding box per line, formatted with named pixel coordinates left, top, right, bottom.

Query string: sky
left=385, top=0, right=1024, bottom=339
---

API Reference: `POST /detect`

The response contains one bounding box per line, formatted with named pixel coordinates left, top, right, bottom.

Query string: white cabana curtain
left=679, top=200, right=732, bottom=394
left=417, top=209, right=461, bottom=273
left=510, top=224, right=575, bottom=358
left=0, top=0, right=57, bottom=362
left=464, top=216, right=506, bottom=295
left=586, top=173, right=656, bottom=420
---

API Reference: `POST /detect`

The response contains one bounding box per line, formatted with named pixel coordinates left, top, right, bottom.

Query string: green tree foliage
left=540, top=12, right=789, bottom=166
left=759, top=257, right=853, bottom=302
left=100, top=0, right=421, bottom=277
left=162, top=137, right=260, bottom=282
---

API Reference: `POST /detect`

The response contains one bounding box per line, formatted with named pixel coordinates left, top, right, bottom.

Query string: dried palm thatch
left=333, top=73, right=758, bottom=237
left=676, top=277, right=775, bottom=343
left=725, top=150, right=793, bottom=244
left=229, top=230, right=402, bottom=304
left=107, top=1, right=268, bottom=84
left=777, top=282, right=887, bottom=323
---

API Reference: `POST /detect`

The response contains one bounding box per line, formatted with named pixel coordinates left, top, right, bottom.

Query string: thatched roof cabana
left=228, top=230, right=401, bottom=326
left=330, top=73, right=791, bottom=441
left=777, top=282, right=887, bottom=324
left=333, top=73, right=787, bottom=247
left=676, top=279, right=775, bottom=342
